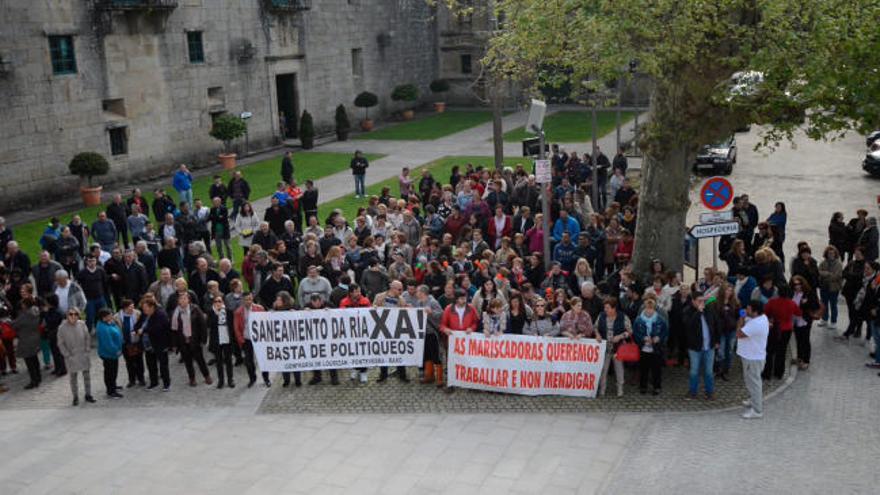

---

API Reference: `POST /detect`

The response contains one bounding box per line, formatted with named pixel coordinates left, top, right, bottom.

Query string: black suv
left=693, top=136, right=737, bottom=175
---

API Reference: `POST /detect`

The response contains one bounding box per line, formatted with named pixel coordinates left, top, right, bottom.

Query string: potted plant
left=335, top=104, right=351, bottom=141
left=354, top=91, right=379, bottom=131
left=299, top=110, right=315, bottom=149
left=391, top=83, right=419, bottom=120
left=69, top=151, right=110, bottom=206
left=209, top=114, right=247, bottom=169
left=430, top=79, right=450, bottom=113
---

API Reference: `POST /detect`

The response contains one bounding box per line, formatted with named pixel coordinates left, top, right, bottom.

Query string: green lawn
left=15, top=151, right=381, bottom=262
left=353, top=111, right=494, bottom=141
left=319, top=156, right=528, bottom=222
left=503, top=110, right=637, bottom=143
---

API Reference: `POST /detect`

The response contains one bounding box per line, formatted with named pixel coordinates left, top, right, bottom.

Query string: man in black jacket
left=512, top=206, right=535, bottom=236
left=350, top=150, right=369, bottom=198
left=227, top=171, right=251, bottom=220
left=281, top=151, right=294, bottom=185
left=263, top=197, right=290, bottom=237
left=104, top=248, right=127, bottom=310
left=135, top=241, right=157, bottom=285
left=106, top=194, right=130, bottom=249
left=301, top=180, right=319, bottom=223
left=258, top=265, right=294, bottom=307
left=151, top=189, right=177, bottom=223
left=121, top=250, right=148, bottom=303
left=77, top=256, right=109, bottom=331
left=188, top=257, right=220, bottom=302
left=685, top=293, right=721, bottom=400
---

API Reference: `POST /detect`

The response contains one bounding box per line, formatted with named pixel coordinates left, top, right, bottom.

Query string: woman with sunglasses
left=57, top=309, right=95, bottom=405
left=525, top=297, right=559, bottom=337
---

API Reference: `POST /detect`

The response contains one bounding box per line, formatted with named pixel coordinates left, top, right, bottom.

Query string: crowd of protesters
left=0, top=145, right=875, bottom=418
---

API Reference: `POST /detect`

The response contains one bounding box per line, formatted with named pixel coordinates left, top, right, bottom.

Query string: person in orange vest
left=286, top=179, right=304, bottom=232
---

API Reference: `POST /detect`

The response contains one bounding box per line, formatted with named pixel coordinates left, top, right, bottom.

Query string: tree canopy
left=448, top=0, right=880, bottom=271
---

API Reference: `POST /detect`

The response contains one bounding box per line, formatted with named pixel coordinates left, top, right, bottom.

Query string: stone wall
left=0, top=0, right=437, bottom=211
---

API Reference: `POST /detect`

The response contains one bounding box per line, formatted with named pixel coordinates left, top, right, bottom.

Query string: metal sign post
left=527, top=99, right=551, bottom=270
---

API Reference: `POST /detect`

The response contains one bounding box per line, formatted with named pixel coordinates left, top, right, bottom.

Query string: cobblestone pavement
left=0, top=350, right=256, bottom=410
left=602, top=316, right=879, bottom=494
left=257, top=356, right=791, bottom=414
left=0, top=341, right=790, bottom=414
left=0, top=407, right=642, bottom=495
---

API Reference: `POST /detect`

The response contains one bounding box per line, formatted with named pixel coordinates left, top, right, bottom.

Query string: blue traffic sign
left=700, top=177, right=734, bottom=211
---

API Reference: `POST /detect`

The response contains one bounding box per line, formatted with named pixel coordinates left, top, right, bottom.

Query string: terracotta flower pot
left=219, top=153, right=237, bottom=170
left=402, top=109, right=415, bottom=120
left=80, top=186, right=103, bottom=206
left=433, top=102, right=446, bottom=113
left=360, top=119, right=374, bottom=132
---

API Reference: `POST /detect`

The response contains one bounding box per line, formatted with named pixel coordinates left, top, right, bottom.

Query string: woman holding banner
left=306, top=293, right=339, bottom=386
left=415, top=285, right=444, bottom=387
left=595, top=298, right=632, bottom=397
left=234, top=292, right=270, bottom=388
left=439, top=289, right=479, bottom=393
left=633, top=298, right=668, bottom=395
left=272, top=292, right=300, bottom=387
left=339, top=284, right=371, bottom=384
left=524, top=298, right=559, bottom=337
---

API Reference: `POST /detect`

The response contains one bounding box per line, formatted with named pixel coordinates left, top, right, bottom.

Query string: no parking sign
left=700, top=177, right=734, bottom=211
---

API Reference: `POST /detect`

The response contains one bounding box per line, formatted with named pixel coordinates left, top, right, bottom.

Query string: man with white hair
left=217, top=258, right=241, bottom=294
left=580, top=281, right=604, bottom=323
left=54, top=270, right=87, bottom=315
left=4, top=240, right=31, bottom=274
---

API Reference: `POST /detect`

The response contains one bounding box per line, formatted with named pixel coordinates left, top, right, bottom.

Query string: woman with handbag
left=233, top=202, right=260, bottom=258
left=595, top=297, right=633, bottom=397
left=633, top=298, right=669, bottom=395
left=116, top=299, right=144, bottom=387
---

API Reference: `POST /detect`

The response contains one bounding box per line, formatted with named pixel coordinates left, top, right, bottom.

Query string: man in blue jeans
left=685, top=293, right=721, bottom=400
left=172, top=164, right=194, bottom=208
left=75, top=256, right=109, bottom=331
left=350, top=150, right=369, bottom=198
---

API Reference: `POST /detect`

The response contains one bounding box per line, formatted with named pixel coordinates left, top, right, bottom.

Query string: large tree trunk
left=632, top=147, right=691, bottom=275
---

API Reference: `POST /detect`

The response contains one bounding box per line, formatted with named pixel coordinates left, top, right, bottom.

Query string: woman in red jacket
left=439, top=289, right=478, bottom=393
left=339, top=284, right=371, bottom=384
left=762, top=284, right=802, bottom=380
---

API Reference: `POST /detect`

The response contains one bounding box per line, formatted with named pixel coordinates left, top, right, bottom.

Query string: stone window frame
left=108, top=125, right=129, bottom=156
left=351, top=48, right=364, bottom=87
left=48, top=34, right=77, bottom=75
left=186, top=30, right=205, bottom=64
left=460, top=53, right=473, bottom=75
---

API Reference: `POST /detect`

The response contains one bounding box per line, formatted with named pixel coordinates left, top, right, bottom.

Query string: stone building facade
left=0, top=0, right=438, bottom=210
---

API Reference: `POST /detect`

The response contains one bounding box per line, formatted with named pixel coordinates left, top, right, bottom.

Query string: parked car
left=694, top=136, right=737, bottom=175
left=866, top=130, right=880, bottom=149
left=862, top=148, right=880, bottom=177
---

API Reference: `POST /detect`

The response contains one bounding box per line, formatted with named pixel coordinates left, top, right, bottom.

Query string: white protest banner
left=447, top=333, right=606, bottom=398
left=248, top=308, right=426, bottom=372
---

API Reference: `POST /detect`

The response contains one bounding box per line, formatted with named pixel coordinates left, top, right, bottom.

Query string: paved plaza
left=0, top=120, right=878, bottom=494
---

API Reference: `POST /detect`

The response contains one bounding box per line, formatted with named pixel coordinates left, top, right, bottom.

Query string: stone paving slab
left=0, top=340, right=791, bottom=414
left=257, top=355, right=792, bottom=415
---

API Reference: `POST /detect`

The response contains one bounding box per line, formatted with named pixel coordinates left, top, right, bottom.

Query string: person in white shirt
left=737, top=300, right=770, bottom=419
